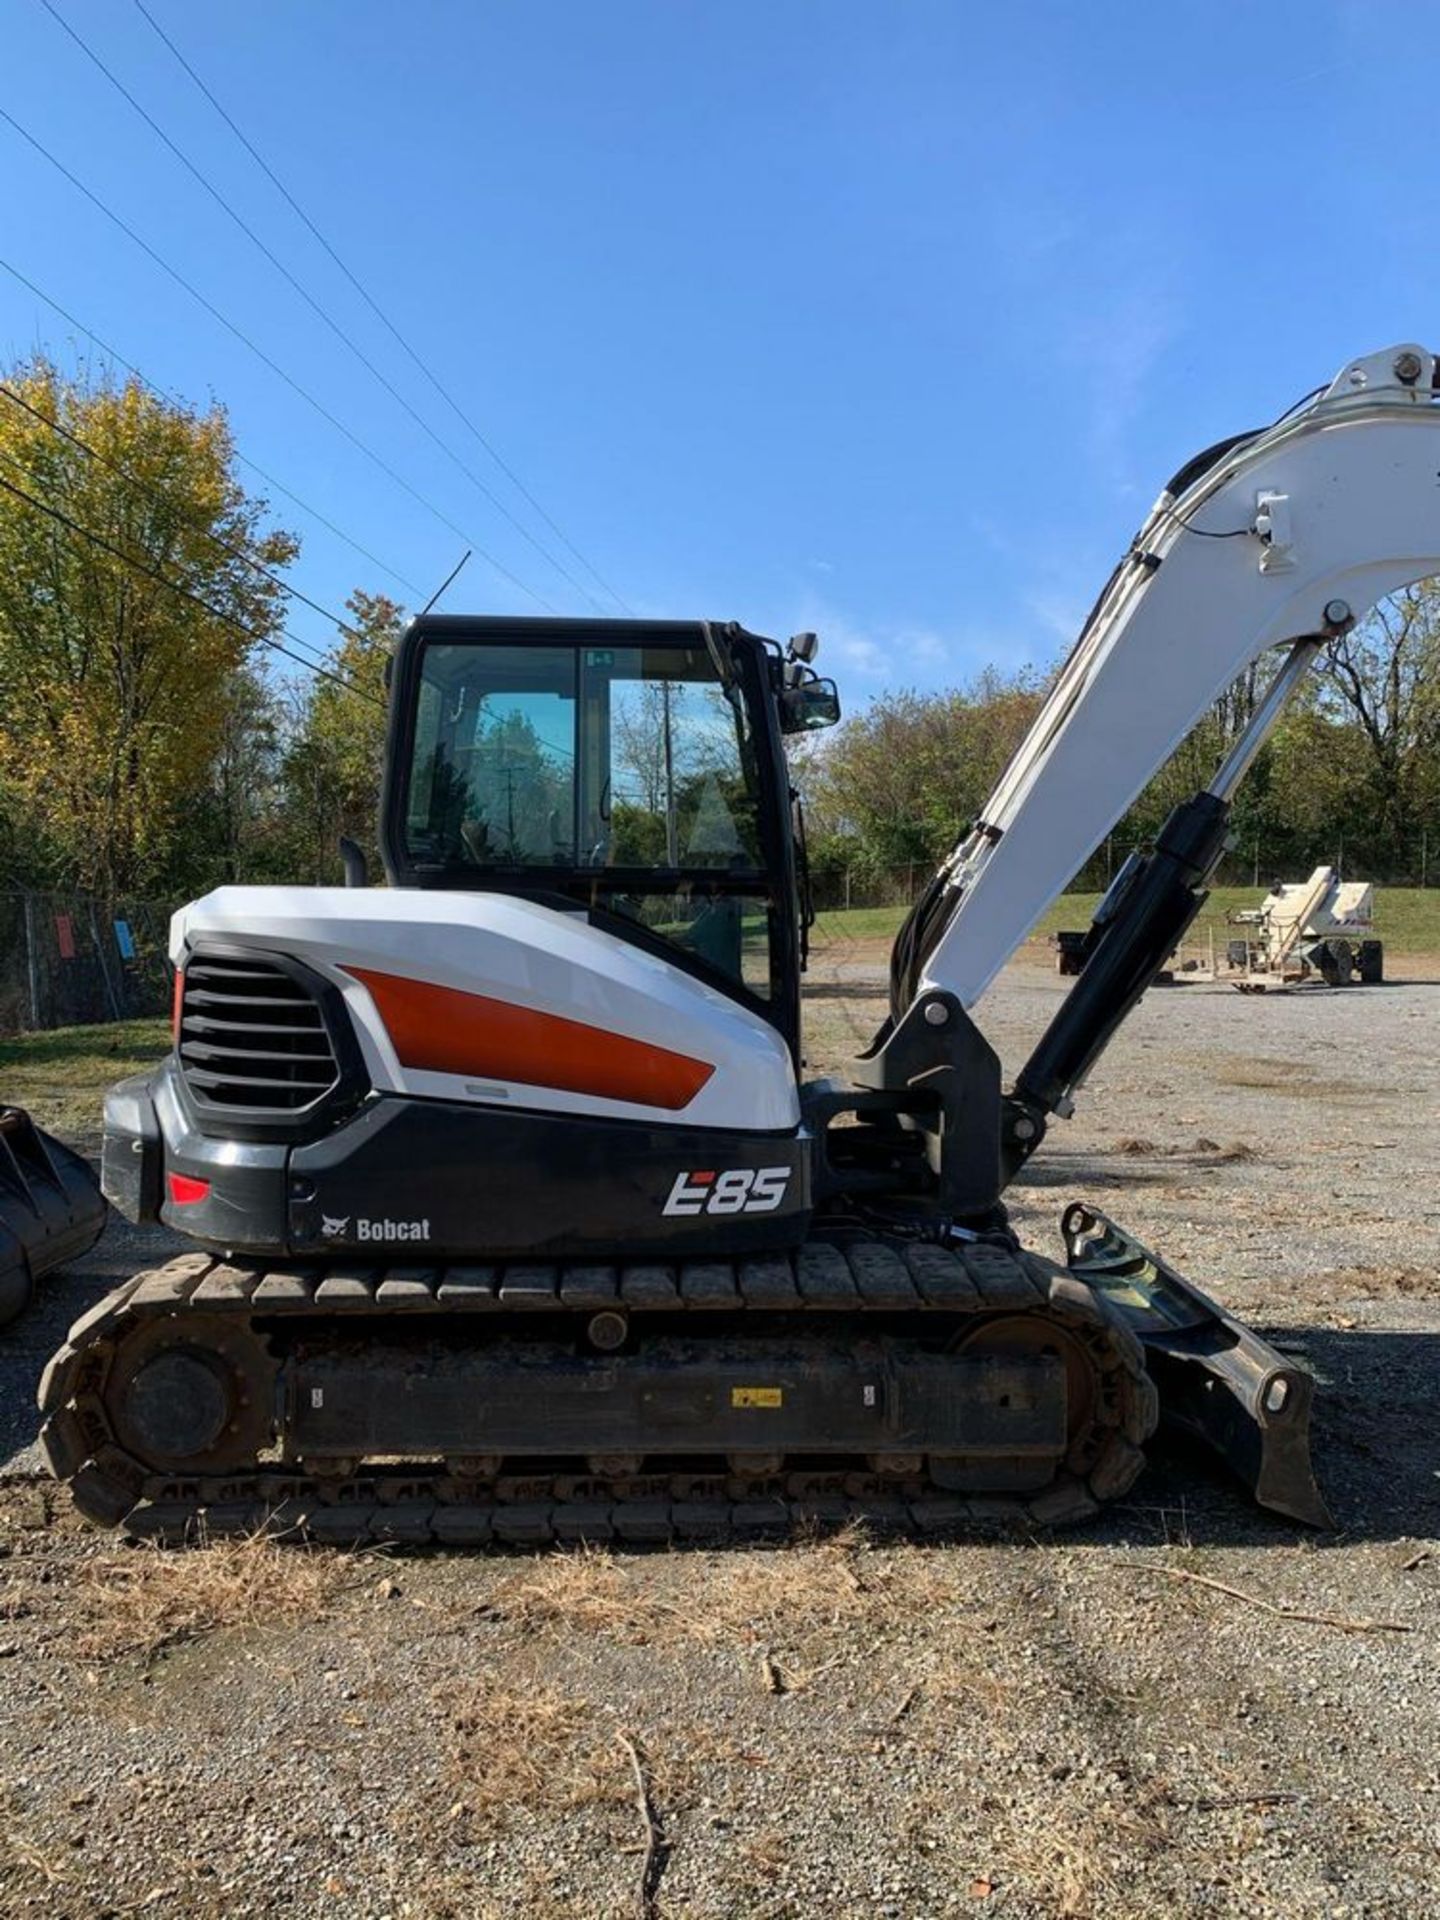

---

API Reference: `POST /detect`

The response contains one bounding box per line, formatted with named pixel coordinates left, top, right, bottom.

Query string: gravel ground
left=1, top=953, right=1436, bottom=1919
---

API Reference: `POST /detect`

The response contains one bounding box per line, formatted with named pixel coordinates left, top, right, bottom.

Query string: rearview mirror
left=779, top=677, right=841, bottom=733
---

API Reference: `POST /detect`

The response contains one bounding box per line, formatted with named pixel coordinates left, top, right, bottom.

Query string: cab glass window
left=404, top=641, right=762, bottom=872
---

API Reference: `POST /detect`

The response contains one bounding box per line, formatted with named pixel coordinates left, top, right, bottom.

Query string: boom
left=905, top=344, right=1440, bottom=1013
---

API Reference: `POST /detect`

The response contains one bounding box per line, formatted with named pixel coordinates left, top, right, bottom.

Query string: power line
left=0, top=377, right=363, bottom=656
left=0, top=100, right=559, bottom=613
left=132, top=0, right=634, bottom=616
left=0, top=463, right=383, bottom=704
left=0, top=251, right=423, bottom=597
left=42, top=0, right=613, bottom=617
left=0, top=446, right=354, bottom=689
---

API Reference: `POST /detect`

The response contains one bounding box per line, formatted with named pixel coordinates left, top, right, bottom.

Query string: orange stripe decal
left=345, top=967, right=715, bottom=1112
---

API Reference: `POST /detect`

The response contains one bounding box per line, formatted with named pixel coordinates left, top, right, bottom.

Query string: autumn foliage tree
left=797, top=666, right=1046, bottom=875
left=0, top=359, right=297, bottom=898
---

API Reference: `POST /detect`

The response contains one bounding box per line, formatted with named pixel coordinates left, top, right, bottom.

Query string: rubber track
left=37, top=1241, right=1159, bottom=1543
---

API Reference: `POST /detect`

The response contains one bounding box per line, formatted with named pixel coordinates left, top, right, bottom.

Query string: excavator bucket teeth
left=0, top=1107, right=107, bottom=1328
left=1062, top=1203, right=1332, bottom=1529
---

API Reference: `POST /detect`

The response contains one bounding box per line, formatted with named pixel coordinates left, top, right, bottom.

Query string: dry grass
left=912, top=1648, right=1012, bottom=1716
left=690, top=1531, right=961, bottom=1647
left=995, top=1785, right=1177, bottom=1920
left=739, top=1826, right=790, bottom=1881
left=490, top=1532, right=969, bottom=1661
left=490, top=1542, right=683, bottom=1644
left=444, top=1678, right=631, bottom=1823
left=2, top=1827, right=72, bottom=1890
left=69, top=1535, right=354, bottom=1662
left=0, top=1576, right=35, bottom=1623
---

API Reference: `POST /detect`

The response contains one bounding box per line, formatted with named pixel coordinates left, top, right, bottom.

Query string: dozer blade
left=0, top=1107, right=107, bottom=1327
left=1061, top=1202, right=1331, bottom=1528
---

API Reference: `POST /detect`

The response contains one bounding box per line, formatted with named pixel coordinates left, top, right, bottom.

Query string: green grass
left=0, top=1017, right=171, bottom=1141
left=815, top=886, right=1440, bottom=954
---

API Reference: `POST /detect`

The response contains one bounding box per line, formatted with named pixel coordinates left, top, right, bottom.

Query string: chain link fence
left=810, top=843, right=1435, bottom=920
left=0, top=893, right=174, bottom=1036
left=3, top=850, right=1430, bottom=1033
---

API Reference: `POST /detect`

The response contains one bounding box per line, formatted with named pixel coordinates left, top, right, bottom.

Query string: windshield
left=404, top=640, right=763, bottom=872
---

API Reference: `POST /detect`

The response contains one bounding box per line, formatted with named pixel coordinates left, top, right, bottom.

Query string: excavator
left=37, top=342, right=1440, bottom=1543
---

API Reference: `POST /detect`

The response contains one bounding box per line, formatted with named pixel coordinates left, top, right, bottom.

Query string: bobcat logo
left=321, top=1215, right=350, bottom=1240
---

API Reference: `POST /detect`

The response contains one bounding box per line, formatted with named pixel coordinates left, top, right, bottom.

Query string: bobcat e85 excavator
left=38, top=343, right=1440, bottom=1543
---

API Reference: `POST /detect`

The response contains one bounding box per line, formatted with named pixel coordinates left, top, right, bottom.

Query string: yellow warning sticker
left=732, top=1386, right=783, bottom=1409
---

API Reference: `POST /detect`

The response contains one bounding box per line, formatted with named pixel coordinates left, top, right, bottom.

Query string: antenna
left=420, top=548, right=472, bottom=617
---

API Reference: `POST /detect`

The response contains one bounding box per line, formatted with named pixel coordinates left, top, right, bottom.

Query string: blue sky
left=2, top=0, right=1434, bottom=700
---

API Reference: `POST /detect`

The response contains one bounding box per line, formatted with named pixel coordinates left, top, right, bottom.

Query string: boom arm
left=906, top=344, right=1440, bottom=1019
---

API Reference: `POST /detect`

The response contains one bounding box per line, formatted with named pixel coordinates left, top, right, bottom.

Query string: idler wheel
left=106, top=1314, right=276, bottom=1475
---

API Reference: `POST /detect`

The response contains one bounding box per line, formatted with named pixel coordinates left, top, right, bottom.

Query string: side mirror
left=779, top=677, right=841, bottom=733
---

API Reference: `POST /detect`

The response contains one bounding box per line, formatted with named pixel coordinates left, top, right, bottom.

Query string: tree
left=611, top=679, right=752, bottom=865
left=179, top=666, right=286, bottom=892
left=280, top=590, right=404, bottom=879
left=0, top=358, right=297, bottom=897
left=613, top=682, right=672, bottom=818
left=797, top=668, right=1047, bottom=876
left=1316, top=584, right=1440, bottom=874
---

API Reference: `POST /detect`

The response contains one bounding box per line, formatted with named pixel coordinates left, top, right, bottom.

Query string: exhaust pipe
left=1062, top=1203, right=1331, bottom=1528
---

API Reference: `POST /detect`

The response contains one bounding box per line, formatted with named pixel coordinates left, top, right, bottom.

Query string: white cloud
left=787, top=593, right=1054, bottom=693
left=832, top=631, right=888, bottom=676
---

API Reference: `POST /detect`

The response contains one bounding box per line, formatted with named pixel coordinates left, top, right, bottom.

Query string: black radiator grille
left=178, top=953, right=340, bottom=1113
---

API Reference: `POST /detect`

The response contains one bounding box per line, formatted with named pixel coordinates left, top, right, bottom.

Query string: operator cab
left=380, top=616, right=839, bottom=1058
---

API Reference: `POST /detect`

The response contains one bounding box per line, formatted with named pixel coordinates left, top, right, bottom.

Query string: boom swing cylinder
left=39, top=345, right=1440, bottom=1540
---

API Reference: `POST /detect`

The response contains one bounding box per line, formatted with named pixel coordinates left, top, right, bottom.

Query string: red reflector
left=167, top=1172, right=210, bottom=1206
